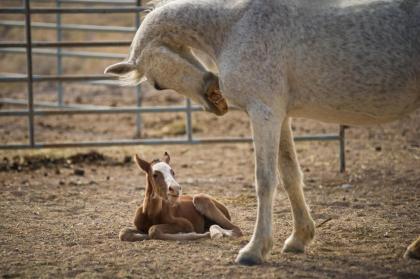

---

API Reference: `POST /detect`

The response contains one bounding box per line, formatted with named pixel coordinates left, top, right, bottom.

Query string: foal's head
left=134, top=152, right=181, bottom=200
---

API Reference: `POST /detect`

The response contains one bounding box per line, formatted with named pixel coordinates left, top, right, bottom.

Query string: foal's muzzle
left=168, top=184, right=181, bottom=197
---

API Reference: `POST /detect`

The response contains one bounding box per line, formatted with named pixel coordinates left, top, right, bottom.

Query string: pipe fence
left=0, top=0, right=347, bottom=172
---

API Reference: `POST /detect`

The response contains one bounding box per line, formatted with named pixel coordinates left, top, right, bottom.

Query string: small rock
left=340, top=183, right=353, bottom=190
left=74, top=168, right=85, bottom=176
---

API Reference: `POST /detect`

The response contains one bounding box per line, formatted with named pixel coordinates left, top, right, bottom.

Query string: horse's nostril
left=169, top=187, right=174, bottom=192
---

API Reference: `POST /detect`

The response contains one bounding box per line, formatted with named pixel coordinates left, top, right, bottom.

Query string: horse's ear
left=104, top=61, right=136, bottom=76
left=163, top=152, right=170, bottom=164
left=134, top=154, right=151, bottom=172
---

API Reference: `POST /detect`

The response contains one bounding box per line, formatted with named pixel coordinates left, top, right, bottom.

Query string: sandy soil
left=1, top=1, right=420, bottom=278
left=1, top=109, right=420, bottom=278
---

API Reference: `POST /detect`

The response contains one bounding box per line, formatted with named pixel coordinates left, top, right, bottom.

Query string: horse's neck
left=131, top=0, right=248, bottom=61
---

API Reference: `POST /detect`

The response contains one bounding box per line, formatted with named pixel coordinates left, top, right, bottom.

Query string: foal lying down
left=119, top=152, right=242, bottom=241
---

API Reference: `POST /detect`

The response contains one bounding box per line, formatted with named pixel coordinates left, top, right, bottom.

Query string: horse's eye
left=171, top=170, right=175, bottom=177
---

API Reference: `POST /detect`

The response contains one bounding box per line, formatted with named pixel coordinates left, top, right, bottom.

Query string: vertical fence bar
left=56, top=0, right=64, bottom=106
left=339, top=125, right=346, bottom=172
left=134, top=0, right=142, bottom=138
left=24, top=0, right=35, bottom=147
left=185, top=98, right=193, bottom=142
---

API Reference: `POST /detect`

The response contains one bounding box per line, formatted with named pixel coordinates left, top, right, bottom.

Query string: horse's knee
left=148, top=226, right=162, bottom=239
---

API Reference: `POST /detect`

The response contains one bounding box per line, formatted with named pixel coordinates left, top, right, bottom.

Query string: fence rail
left=0, top=0, right=347, bottom=172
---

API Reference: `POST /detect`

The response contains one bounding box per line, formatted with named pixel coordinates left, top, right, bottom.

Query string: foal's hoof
left=119, top=228, right=136, bottom=242
left=209, top=225, right=224, bottom=239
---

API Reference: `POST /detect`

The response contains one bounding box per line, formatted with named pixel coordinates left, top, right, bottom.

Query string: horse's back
left=288, top=0, right=420, bottom=124
left=222, top=0, right=420, bottom=124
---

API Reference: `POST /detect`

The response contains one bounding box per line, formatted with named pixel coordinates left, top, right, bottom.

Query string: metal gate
left=0, top=0, right=347, bottom=171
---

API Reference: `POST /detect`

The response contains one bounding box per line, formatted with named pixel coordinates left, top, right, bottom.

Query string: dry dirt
left=1, top=1, right=420, bottom=278
left=1, top=111, right=419, bottom=278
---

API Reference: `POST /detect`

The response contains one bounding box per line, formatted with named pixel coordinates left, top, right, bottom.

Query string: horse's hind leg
left=404, top=236, right=420, bottom=260
left=119, top=227, right=149, bottom=242
left=278, top=118, right=315, bottom=253
left=192, top=194, right=242, bottom=237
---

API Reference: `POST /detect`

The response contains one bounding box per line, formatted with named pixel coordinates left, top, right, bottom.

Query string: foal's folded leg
left=119, top=227, right=149, bottom=242
left=193, top=194, right=243, bottom=238
left=148, top=224, right=210, bottom=241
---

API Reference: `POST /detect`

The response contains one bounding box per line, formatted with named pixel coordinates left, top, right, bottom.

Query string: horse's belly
left=289, top=87, right=420, bottom=125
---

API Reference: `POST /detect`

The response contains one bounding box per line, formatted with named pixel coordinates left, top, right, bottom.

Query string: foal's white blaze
left=152, top=162, right=181, bottom=196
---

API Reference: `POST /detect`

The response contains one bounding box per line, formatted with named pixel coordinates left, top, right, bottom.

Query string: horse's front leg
left=235, top=104, right=283, bottom=265
left=279, top=118, right=315, bottom=253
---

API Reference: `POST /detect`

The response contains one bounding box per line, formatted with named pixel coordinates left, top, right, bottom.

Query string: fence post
left=339, top=125, right=346, bottom=172
left=134, top=0, right=143, bottom=138
left=56, top=0, right=64, bottom=106
left=185, top=98, right=193, bottom=142
left=24, top=0, right=35, bottom=147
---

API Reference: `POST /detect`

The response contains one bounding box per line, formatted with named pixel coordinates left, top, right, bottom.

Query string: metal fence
left=0, top=0, right=347, bottom=171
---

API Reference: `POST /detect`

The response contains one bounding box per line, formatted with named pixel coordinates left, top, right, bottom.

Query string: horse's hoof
left=282, top=235, right=306, bottom=253
left=235, top=239, right=272, bottom=266
left=235, top=250, right=264, bottom=266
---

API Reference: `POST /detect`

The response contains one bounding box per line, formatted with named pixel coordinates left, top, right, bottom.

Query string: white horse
left=105, top=0, right=420, bottom=265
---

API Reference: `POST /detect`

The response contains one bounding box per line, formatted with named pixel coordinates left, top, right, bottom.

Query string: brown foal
left=119, top=152, right=242, bottom=241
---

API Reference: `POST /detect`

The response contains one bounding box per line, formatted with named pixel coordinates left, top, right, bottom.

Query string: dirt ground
left=1, top=110, right=420, bottom=278
left=1, top=1, right=420, bottom=278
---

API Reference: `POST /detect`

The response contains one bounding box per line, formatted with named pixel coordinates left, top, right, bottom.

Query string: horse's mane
left=143, top=0, right=177, bottom=12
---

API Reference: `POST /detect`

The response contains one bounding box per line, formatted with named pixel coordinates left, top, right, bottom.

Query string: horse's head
left=134, top=152, right=181, bottom=201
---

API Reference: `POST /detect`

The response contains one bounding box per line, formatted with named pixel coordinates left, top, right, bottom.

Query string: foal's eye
left=153, top=173, right=158, bottom=178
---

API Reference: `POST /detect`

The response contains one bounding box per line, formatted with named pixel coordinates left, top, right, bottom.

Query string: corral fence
left=0, top=0, right=347, bottom=172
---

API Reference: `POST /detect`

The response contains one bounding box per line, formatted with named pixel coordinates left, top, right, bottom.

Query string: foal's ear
left=134, top=154, right=151, bottom=172
left=163, top=152, right=170, bottom=164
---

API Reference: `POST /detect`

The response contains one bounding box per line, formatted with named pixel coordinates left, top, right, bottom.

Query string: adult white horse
left=105, top=0, right=420, bottom=265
